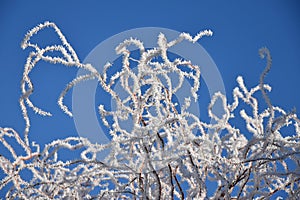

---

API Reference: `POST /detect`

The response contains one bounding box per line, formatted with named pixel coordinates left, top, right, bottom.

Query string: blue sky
left=0, top=0, right=299, bottom=197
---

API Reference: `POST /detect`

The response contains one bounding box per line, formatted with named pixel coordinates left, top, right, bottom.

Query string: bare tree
left=0, top=21, right=299, bottom=199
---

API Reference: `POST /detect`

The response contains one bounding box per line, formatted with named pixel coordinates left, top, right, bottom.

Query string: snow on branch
left=0, top=22, right=299, bottom=199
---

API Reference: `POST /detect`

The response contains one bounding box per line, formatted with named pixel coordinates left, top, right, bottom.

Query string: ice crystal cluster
left=0, top=22, right=299, bottom=199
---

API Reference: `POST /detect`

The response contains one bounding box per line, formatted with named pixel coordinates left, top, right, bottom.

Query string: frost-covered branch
left=0, top=22, right=299, bottom=199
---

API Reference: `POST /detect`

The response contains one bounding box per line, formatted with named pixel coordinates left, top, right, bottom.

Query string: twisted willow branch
left=0, top=22, right=299, bottom=199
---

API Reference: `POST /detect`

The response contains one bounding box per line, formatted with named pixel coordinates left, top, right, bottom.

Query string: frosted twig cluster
left=0, top=22, right=299, bottom=199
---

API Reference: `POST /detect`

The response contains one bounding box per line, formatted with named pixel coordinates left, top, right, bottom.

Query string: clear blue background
left=0, top=0, right=299, bottom=198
